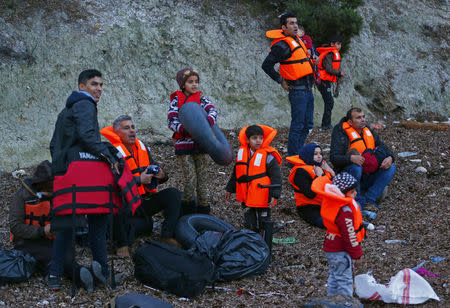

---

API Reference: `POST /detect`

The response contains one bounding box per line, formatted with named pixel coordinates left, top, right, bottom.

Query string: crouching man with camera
left=101, top=115, right=183, bottom=255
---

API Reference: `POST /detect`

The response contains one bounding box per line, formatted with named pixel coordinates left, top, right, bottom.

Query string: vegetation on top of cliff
left=285, top=0, right=364, bottom=53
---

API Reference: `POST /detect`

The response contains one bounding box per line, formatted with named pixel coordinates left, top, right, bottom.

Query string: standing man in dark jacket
left=48, top=69, right=120, bottom=291
left=330, top=108, right=396, bottom=209
left=317, top=35, right=346, bottom=130
left=262, top=13, right=315, bottom=156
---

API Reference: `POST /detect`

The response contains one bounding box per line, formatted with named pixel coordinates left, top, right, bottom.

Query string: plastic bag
left=0, top=248, right=37, bottom=283
left=355, top=268, right=440, bottom=304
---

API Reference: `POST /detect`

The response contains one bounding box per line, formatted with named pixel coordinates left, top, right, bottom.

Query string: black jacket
left=50, top=91, right=117, bottom=175
left=330, top=117, right=394, bottom=172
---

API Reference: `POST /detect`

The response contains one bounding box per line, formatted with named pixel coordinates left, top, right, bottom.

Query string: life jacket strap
left=236, top=172, right=268, bottom=184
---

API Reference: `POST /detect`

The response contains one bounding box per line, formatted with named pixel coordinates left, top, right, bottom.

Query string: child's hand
left=225, top=191, right=231, bottom=202
left=353, top=257, right=364, bottom=268
left=268, top=198, right=277, bottom=207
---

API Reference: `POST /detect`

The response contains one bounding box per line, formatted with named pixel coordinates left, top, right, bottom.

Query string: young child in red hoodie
left=312, top=172, right=365, bottom=296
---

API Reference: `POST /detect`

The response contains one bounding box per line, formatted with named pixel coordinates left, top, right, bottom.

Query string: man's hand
left=140, top=172, right=153, bottom=185
left=350, top=154, right=365, bottom=166
left=153, top=168, right=165, bottom=180
left=281, top=79, right=290, bottom=91
left=44, top=224, right=53, bottom=237
left=225, top=191, right=231, bottom=202
left=380, top=156, right=393, bottom=170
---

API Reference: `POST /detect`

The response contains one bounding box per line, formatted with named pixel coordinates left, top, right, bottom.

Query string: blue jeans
left=325, top=251, right=353, bottom=296
left=344, top=163, right=396, bottom=206
left=50, top=214, right=109, bottom=278
left=287, top=89, right=314, bottom=155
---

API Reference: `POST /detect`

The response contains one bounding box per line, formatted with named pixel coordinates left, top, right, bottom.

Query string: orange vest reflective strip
left=317, top=47, right=341, bottom=82
left=269, top=30, right=313, bottom=81
left=235, top=125, right=282, bottom=207
left=342, top=122, right=375, bottom=154
left=100, top=126, right=153, bottom=195
left=311, top=176, right=365, bottom=242
left=11, top=200, right=55, bottom=242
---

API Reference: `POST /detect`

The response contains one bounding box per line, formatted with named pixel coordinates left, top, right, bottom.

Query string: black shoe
left=80, top=267, right=94, bottom=293
left=47, top=275, right=61, bottom=291
left=91, top=261, right=107, bottom=285
left=180, top=200, right=197, bottom=216
left=320, top=125, right=333, bottom=131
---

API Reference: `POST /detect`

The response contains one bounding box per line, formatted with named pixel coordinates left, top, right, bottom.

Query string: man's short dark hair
left=113, top=115, right=132, bottom=131
left=78, top=69, right=102, bottom=85
left=345, top=107, right=363, bottom=121
left=330, top=34, right=343, bottom=44
left=245, top=125, right=264, bottom=139
left=279, top=12, right=296, bottom=27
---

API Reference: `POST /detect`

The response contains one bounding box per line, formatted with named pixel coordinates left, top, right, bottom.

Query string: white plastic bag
left=355, top=268, right=440, bottom=304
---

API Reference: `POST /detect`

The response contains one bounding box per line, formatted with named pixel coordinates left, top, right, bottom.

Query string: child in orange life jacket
left=225, top=125, right=282, bottom=240
left=168, top=68, right=218, bottom=215
left=286, top=143, right=335, bottom=228
left=311, top=172, right=365, bottom=296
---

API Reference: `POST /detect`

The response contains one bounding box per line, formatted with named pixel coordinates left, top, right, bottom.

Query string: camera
left=146, top=165, right=160, bottom=175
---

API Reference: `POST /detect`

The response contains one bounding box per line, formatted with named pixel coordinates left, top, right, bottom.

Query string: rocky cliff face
left=0, top=0, right=448, bottom=171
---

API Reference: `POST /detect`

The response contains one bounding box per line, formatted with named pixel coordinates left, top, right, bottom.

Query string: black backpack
left=133, top=240, right=216, bottom=298
left=0, top=249, right=37, bottom=284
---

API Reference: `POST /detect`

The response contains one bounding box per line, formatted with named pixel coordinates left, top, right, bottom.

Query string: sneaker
left=47, top=275, right=61, bottom=291
left=91, top=260, right=107, bottom=285
left=361, top=210, right=377, bottom=220
left=365, top=199, right=381, bottom=211
left=79, top=267, right=94, bottom=293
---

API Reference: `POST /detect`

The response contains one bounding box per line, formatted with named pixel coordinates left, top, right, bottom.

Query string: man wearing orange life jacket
left=101, top=115, right=183, bottom=249
left=286, top=144, right=335, bottom=228
left=330, top=108, right=396, bottom=210
left=9, top=160, right=94, bottom=292
left=317, top=35, right=346, bottom=130
left=225, top=125, right=282, bottom=249
left=262, top=12, right=315, bottom=156
left=311, top=172, right=366, bottom=296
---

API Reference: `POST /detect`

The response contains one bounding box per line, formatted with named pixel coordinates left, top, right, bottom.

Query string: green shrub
left=285, top=0, right=364, bottom=53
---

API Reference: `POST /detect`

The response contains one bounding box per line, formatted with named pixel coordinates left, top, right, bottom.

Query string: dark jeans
left=318, top=80, right=334, bottom=128
left=296, top=205, right=325, bottom=229
left=344, top=163, right=396, bottom=206
left=50, top=214, right=109, bottom=278
left=287, top=89, right=315, bottom=155
left=114, top=187, right=182, bottom=245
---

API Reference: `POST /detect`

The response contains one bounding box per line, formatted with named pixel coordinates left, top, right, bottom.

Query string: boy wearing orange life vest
left=317, top=35, right=346, bottom=130
left=225, top=125, right=282, bottom=247
left=168, top=68, right=218, bottom=215
left=311, top=172, right=365, bottom=296
left=286, top=143, right=335, bottom=228
left=9, top=161, right=94, bottom=292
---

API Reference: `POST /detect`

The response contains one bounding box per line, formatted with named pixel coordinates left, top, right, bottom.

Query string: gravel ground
left=0, top=123, right=448, bottom=307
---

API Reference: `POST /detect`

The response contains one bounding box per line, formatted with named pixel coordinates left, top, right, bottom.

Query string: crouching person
left=101, top=115, right=183, bottom=250
left=311, top=172, right=365, bottom=296
left=9, top=160, right=93, bottom=292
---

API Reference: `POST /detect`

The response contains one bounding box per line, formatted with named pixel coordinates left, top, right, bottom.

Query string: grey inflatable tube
left=175, top=214, right=236, bottom=248
left=178, top=102, right=233, bottom=166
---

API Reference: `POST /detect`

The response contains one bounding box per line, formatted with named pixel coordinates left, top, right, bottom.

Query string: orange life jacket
left=169, top=91, right=202, bottom=140
left=317, top=46, right=341, bottom=82
left=286, top=155, right=332, bottom=207
left=311, top=176, right=365, bottom=243
left=266, top=29, right=313, bottom=81
left=100, top=126, right=154, bottom=195
left=235, top=125, right=282, bottom=208
left=10, top=199, right=55, bottom=242
left=342, top=121, right=375, bottom=154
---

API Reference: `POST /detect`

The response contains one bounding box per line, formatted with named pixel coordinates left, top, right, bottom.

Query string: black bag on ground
left=112, top=293, right=173, bottom=308
left=133, top=240, right=216, bottom=298
left=193, top=229, right=270, bottom=282
left=0, top=248, right=37, bottom=284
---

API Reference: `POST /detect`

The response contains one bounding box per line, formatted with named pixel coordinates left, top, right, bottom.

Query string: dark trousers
left=296, top=205, right=325, bottom=229
left=50, top=214, right=109, bottom=278
left=318, top=80, right=335, bottom=128
left=114, top=187, right=182, bottom=245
